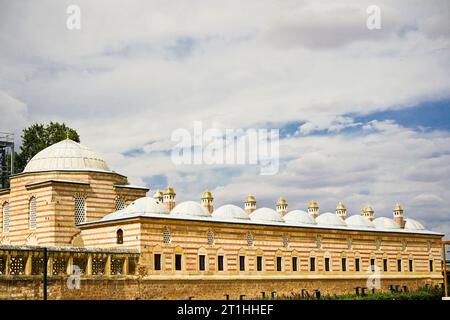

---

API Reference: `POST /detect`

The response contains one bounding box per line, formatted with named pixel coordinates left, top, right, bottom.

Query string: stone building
left=0, top=139, right=444, bottom=299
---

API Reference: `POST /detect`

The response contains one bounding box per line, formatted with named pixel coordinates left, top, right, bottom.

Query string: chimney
left=244, top=195, right=256, bottom=214
left=201, top=191, right=214, bottom=213
left=153, top=189, right=164, bottom=203
left=393, top=203, right=405, bottom=228
left=336, top=202, right=347, bottom=220
left=361, top=206, right=375, bottom=221
left=163, top=186, right=176, bottom=211
left=308, top=200, right=319, bottom=219
left=276, top=197, right=288, bottom=216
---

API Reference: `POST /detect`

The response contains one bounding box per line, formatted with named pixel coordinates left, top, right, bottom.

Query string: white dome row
left=101, top=197, right=426, bottom=232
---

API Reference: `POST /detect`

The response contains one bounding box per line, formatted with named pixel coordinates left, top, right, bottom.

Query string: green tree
left=12, top=122, right=80, bottom=173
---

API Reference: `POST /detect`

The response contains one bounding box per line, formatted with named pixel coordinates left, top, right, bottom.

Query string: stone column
left=5, top=253, right=10, bottom=276
left=66, top=254, right=74, bottom=275
left=123, top=257, right=129, bottom=275
left=105, top=255, right=111, bottom=276
left=47, top=256, right=53, bottom=276
left=25, top=252, right=33, bottom=276
left=86, top=254, right=92, bottom=276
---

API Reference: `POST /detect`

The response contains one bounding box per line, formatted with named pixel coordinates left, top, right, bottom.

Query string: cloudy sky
left=1, top=0, right=450, bottom=238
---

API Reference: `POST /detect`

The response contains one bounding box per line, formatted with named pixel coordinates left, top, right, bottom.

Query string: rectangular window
left=397, top=259, right=402, bottom=272
left=355, top=258, right=360, bottom=272
left=409, top=259, right=413, bottom=272
left=257, top=256, right=263, bottom=272
left=175, top=254, right=182, bottom=271
left=154, top=254, right=161, bottom=271
left=370, top=258, right=375, bottom=269
left=429, top=259, right=434, bottom=272
left=310, top=257, right=316, bottom=272
left=199, top=255, right=206, bottom=271
left=292, top=257, right=298, bottom=272
left=218, top=255, right=224, bottom=271
left=325, top=257, right=330, bottom=272
left=383, top=259, right=388, bottom=272
left=341, top=258, right=347, bottom=272
left=276, top=256, right=282, bottom=272
left=239, top=256, right=245, bottom=271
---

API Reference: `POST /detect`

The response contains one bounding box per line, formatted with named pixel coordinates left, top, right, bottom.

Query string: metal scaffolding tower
left=0, top=132, right=14, bottom=189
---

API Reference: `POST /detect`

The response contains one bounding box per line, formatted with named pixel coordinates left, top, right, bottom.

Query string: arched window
left=116, top=229, right=124, bottom=244
left=115, top=197, right=125, bottom=211
left=2, top=202, right=9, bottom=233
left=74, top=195, right=86, bottom=225
left=29, top=197, right=37, bottom=230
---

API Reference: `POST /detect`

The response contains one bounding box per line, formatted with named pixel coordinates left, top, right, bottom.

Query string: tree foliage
left=12, top=122, right=80, bottom=173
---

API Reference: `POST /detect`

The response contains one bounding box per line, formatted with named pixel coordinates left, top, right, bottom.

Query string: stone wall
left=0, top=276, right=442, bottom=300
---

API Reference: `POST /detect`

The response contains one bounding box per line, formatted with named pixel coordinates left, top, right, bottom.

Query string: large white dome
left=404, top=218, right=425, bottom=231
left=23, top=139, right=111, bottom=173
left=171, top=201, right=210, bottom=217
left=346, top=215, right=375, bottom=228
left=373, top=217, right=401, bottom=230
left=316, top=212, right=346, bottom=227
left=212, top=204, right=249, bottom=220
left=249, top=208, right=284, bottom=223
left=283, top=210, right=316, bottom=225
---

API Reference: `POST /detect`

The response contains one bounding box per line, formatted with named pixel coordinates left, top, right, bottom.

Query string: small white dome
left=373, top=217, right=401, bottom=229
left=124, top=197, right=168, bottom=214
left=212, top=204, right=249, bottom=220
left=171, top=201, right=210, bottom=217
left=283, top=210, right=316, bottom=225
left=346, top=215, right=375, bottom=228
left=100, top=197, right=168, bottom=221
left=316, top=212, right=346, bottom=227
left=23, top=139, right=111, bottom=173
left=249, top=207, right=284, bottom=223
left=404, top=218, right=425, bottom=230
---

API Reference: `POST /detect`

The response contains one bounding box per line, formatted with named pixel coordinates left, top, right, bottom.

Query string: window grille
left=32, top=257, right=44, bottom=275
left=0, top=257, right=5, bottom=275
left=207, top=230, right=214, bottom=246
left=74, top=196, right=86, bottom=225
left=73, top=257, right=87, bottom=275
left=111, top=258, right=124, bottom=275
left=10, top=256, right=25, bottom=275
left=29, top=197, right=37, bottom=230
left=92, top=257, right=106, bottom=275
left=115, top=198, right=125, bottom=211
left=163, top=227, right=171, bottom=244
left=2, top=203, right=9, bottom=233
left=52, top=258, right=67, bottom=275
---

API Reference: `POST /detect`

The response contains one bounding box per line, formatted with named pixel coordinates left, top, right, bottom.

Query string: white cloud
left=0, top=0, right=449, bottom=237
